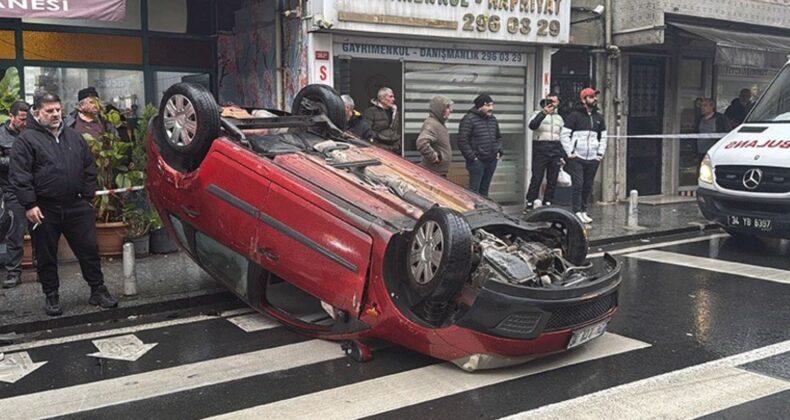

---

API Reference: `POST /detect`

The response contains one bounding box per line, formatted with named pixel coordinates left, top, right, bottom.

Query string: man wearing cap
left=65, top=87, right=116, bottom=139
left=458, top=94, right=503, bottom=197
left=560, top=88, right=607, bottom=224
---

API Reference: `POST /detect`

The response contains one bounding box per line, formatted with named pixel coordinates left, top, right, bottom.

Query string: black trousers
left=3, top=193, right=27, bottom=276
left=33, top=200, right=104, bottom=295
left=525, top=142, right=565, bottom=204
left=566, top=158, right=600, bottom=213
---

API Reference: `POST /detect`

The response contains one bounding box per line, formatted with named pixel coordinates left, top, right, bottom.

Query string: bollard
left=627, top=190, right=639, bottom=227
left=123, top=242, right=138, bottom=297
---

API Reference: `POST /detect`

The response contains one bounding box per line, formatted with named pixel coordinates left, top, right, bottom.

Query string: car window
left=746, top=66, right=790, bottom=123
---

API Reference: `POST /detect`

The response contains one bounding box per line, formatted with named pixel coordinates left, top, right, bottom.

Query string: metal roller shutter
left=403, top=62, right=527, bottom=205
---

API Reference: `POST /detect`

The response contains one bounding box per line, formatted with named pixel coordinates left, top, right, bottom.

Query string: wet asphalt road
left=0, top=231, right=788, bottom=419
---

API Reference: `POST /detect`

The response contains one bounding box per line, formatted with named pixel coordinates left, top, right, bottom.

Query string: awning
left=672, top=23, right=790, bottom=69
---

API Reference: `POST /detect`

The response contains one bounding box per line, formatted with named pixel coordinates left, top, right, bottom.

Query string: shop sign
left=335, top=40, right=527, bottom=67
left=0, top=0, right=126, bottom=22
left=314, top=0, right=570, bottom=44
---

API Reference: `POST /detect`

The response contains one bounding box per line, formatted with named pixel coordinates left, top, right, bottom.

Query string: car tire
left=155, top=82, right=221, bottom=173
left=523, top=207, right=588, bottom=266
left=291, top=84, right=347, bottom=131
left=407, top=207, right=473, bottom=304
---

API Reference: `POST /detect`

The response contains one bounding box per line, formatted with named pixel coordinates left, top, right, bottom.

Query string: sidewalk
left=0, top=200, right=716, bottom=335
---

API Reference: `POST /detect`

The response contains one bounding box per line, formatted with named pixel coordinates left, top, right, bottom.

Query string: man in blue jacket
left=458, top=94, right=503, bottom=198
left=560, top=88, right=607, bottom=224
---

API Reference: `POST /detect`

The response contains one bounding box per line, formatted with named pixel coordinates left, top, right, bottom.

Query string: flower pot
left=127, top=234, right=150, bottom=257
left=95, top=221, right=127, bottom=257
left=22, top=234, right=33, bottom=268
left=149, top=228, right=179, bottom=254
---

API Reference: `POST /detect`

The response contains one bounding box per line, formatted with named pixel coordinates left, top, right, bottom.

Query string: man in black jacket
left=0, top=100, right=29, bottom=288
left=10, top=92, right=117, bottom=316
left=458, top=94, right=503, bottom=198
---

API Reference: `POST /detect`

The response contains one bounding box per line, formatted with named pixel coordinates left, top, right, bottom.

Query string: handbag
left=557, top=166, right=572, bottom=187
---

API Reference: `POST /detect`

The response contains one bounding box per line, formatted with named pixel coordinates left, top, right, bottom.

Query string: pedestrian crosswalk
left=0, top=232, right=787, bottom=419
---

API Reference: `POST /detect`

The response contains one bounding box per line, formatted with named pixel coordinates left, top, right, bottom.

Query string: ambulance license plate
left=727, top=215, right=772, bottom=232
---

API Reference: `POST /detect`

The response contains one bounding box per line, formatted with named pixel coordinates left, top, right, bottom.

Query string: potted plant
left=84, top=106, right=145, bottom=256
left=122, top=206, right=153, bottom=257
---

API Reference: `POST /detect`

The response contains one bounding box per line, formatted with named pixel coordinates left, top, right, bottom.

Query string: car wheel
left=156, top=82, right=221, bottom=173
left=523, top=207, right=588, bottom=265
left=291, top=84, right=347, bottom=131
left=407, top=207, right=473, bottom=303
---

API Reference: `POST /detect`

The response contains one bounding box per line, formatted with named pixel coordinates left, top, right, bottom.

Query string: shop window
left=23, top=0, right=142, bottom=30
left=148, top=0, right=213, bottom=35
left=23, top=31, right=142, bottom=65
left=24, top=67, right=144, bottom=119
left=0, top=31, right=15, bottom=60
left=149, top=37, right=213, bottom=68
left=154, top=71, right=210, bottom=105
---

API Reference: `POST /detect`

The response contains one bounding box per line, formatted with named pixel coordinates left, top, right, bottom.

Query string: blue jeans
left=466, top=159, right=498, bottom=197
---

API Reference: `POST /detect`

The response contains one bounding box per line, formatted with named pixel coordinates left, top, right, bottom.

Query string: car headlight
left=699, top=154, right=714, bottom=184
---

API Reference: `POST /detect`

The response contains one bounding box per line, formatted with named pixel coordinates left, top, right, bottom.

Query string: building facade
left=0, top=0, right=223, bottom=122
left=603, top=0, right=790, bottom=201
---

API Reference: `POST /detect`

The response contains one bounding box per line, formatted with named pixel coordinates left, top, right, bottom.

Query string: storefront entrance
left=332, top=37, right=533, bottom=206
left=627, top=57, right=665, bottom=196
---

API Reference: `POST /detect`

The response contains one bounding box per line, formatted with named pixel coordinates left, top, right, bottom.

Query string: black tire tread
left=523, top=207, right=588, bottom=265
left=291, top=84, right=347, bottom=131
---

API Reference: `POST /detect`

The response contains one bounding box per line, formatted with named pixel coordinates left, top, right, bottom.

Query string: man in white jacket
left=560, top=88, right=607, bottom=224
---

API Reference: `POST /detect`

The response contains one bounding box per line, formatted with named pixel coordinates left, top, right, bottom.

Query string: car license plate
left=727, top=215, right=773, bottom=232
left=567, top=320, right=608, bottom=350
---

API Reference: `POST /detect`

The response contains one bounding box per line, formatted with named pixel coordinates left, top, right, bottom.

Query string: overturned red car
left=146, top=83, right=621, bottom=371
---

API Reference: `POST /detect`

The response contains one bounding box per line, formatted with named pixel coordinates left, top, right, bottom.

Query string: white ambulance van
left=697, top=58, right=790, bottom=239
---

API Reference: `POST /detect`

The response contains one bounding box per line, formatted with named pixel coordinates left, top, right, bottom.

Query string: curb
left=589, top=222, right=720, bottom=247
left=0, top=290, right=239, bottom=335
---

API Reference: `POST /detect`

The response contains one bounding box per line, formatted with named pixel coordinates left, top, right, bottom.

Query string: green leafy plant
left=122, top=205, right=154, bottom=238
left=85, top=130, right=145, bottom=223
left=131, top=104, right=158, bottom=172
left=0, top=67, right=21, bottom=124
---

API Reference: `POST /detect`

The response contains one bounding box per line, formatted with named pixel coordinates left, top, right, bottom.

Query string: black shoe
left=2, top=273, right=21, bottom=289
left=45, top=293, right=63, bottom=316
left=89, top=285, right=118, bottom=308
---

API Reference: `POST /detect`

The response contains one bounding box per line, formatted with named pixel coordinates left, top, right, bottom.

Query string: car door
left=189, top=146, right=272, bottom=299
left=254, top=181, right=373, bottom=316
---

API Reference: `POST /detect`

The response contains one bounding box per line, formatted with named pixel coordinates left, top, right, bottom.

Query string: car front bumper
left=697, top=187, right=790, bottom=239
left=454, top=254, right=621, bottom=341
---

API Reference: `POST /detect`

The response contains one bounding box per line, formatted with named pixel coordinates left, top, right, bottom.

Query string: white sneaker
left=575, top=212, right=589, bottom=223
left=582, top=212, right=593, bottom=223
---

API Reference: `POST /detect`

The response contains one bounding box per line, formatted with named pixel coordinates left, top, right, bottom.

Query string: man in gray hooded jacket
left=416, top=96, right=453, bottom=177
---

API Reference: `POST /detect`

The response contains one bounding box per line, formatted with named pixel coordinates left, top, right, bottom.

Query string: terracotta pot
left=95, top=221, right=127, bottom=257
left=22, top=234, right=33, bottom=268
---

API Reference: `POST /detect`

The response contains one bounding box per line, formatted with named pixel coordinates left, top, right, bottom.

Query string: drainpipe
left=275, top=0, right=285, bottom=110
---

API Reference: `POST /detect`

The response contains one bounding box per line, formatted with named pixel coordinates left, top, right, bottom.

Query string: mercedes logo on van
left=742, top=168, right=763, bottom=190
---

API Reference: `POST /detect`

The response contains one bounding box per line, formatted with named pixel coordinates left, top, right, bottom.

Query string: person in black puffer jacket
left=0, top=100, right=30, bottom=288
left=458, top=94, right=503, bottom=198
left=10, top=92, right=118, bottom=316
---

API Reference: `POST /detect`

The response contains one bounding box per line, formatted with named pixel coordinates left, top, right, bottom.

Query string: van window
left=747, top=65, right=790, bottom=123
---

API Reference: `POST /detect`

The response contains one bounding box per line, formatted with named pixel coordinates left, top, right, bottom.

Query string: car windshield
left=746, top=65, right=790, bottom=123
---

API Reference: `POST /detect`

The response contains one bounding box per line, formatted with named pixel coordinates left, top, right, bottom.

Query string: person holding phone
left=524, top=93, right=565, bottom=213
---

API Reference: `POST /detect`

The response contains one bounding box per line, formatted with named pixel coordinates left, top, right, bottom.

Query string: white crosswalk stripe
left=627, top=250, right=790, bottom=284
left=208, top=334, right=650, bottom=420
left=503, top=340, right=790, bottom=420
left=0, top=339, right=344, bottom=420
